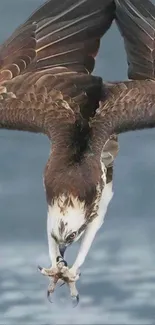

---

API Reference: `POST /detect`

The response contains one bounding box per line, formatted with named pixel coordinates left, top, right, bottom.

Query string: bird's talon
left=71, top=294, right=80, bottom=307
left=57, top=259, right=68, bottom=267
left=56, top=256, right=63, bottom=263
left=38, top=265, right=57, bottom=277
left=47, top=289, right=53, bottom=303
left=46, top=277, right=58, bottom=303
left=56, top=256, right=68, bottom=267
left=38, top=265, right=50, bottom=276
left=67, top=279, right=79, bottom=306
left=38, top=265, right=43, bottom=272
left=38, top=264, right=80, bottom=303
left=63, top=260, right=68, bottom=267
left=59, top=280, right=65, bottom=287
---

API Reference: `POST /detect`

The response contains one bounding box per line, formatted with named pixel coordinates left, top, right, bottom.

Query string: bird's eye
left=66, top=231, right=76, bottom=242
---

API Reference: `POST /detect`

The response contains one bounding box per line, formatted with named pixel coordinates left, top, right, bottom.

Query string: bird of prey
left=1, top=0, right=155, bottom=305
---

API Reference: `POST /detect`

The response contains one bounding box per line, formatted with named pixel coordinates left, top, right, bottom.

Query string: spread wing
left=91, top=80, right=155, bottom=153
left=91, top=0, right=155, bottom=152
left=0, top=0, right=115, bottom=137
left=115, top=0, right=155, bottom=80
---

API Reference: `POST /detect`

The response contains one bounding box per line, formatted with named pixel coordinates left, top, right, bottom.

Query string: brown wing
left=102, top=134, right=119, bottom=167
left=115, top=0, right=155, bottom=80
left=0, top=0, right=115, bottom=135
left=91, top=80, right=155, bottom=154
left=91, top=0, right=155, bottom=154
left=28, top=0, right=116, bottom=73
left=0, top=0, right=115, bottom=80
left=0, top=71, right=103, bottom=139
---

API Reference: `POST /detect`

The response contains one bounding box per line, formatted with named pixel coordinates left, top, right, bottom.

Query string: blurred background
left=0, top=1, right=155, bottom=324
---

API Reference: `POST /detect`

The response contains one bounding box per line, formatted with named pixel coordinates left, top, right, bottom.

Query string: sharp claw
left=57, top=256, right=68, bottom=267
left=38, top=265, right=43, bottom=272
left=47, top=289, right=53, bottom=303
left=59, top=281, right=65, bottom=287
left=58, top=260, right=68, bottom=268
left=38, top=263, right=80, bottom=304
left=37, top=266, right=51, bottom=276
left=72, top=294, right=80, bottom=308
left=56, top=256, right=63, bottom=263
left=57, top=278, right=65, bottom=287
left=62, top=260, right=68, bottom=267
left=68, top=279, right=79, bottom=306
left=46, top=277, right=58, bottom=303
left=63, top=260, right=68, bottom=267
left=38, top=265, right=48, bottom=276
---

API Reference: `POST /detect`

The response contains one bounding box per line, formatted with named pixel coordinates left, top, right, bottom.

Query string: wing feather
left=0, top=93, right=76, bottom=135
left=0, top=23, right=36, bottom=82
left=0, top=0, right=115, bottom=135
left=91, top=80, right=155, bottom=153
left=115, top=0, right=155, bottom=80
left=30, top=0, right=115, bottom=73
left=0, top=0, right=115, bottom=83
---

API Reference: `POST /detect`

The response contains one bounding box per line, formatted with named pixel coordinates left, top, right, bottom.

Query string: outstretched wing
left=115, top=0, right=155, bottom=80
left=0, top=0, right=115, bottom=79
left=91, top=0, right=155, bottom=152
left=0, top=0, right=116, bottom=137
left=91, top=80, right=155, bottom=153
left=27, top=0, right=116, bottom=74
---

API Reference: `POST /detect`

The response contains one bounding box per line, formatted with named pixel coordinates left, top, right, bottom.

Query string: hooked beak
left=59, top=243, right=66, bottom=258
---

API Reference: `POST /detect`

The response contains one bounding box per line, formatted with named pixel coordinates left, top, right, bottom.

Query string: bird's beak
left=59, top=243, right=66, bottom=258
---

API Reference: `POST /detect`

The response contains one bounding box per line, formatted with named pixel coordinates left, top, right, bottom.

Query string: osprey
left=1, top=0, right=155, bottom=304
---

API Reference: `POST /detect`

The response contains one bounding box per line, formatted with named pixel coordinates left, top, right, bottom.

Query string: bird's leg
left=38, top=218, right=79, bottom=304
left=48, top=232, right=61, bottom=267
left=68, top=216, right=103, bottom=279
left=38, top=219, right=68, bottom=295
left=43, top=181, right=113, bottom=303
left=38, top=182, right=113, bottom=303
left=69, top=182, right=113, bottom=278
left=43, top=215, right=106, bottom=304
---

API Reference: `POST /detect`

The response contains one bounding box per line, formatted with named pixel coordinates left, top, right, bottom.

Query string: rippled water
left=0, top=1, right=155, bottom=324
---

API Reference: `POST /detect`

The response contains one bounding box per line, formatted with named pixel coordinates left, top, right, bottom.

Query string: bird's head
left=45, top=153, right=106, bottom=260
left=47, top=195, right=88, bottom=257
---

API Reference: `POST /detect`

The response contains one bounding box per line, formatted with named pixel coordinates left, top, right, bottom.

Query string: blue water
left=0, top=1, right=155, bottom=324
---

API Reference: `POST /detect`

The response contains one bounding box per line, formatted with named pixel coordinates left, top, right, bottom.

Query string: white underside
left=98, top=180, right=113, bottom=228
left=69, top=181, right=113, bottom=274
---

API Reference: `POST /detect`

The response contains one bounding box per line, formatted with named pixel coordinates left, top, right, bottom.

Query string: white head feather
left=47, top=195, right=86, bottom=244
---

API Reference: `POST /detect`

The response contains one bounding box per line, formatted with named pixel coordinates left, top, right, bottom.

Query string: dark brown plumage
left=2, top=0, right=155, bottom=305
left=0, top=0, right=155, bottom=206
left=91, top=0, right=155, bottom=154
left=91, top=80, right=155, bottom=154
left=0, top=0, right=116, bottom=205
left=115, top=0, right=155, bottom=80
